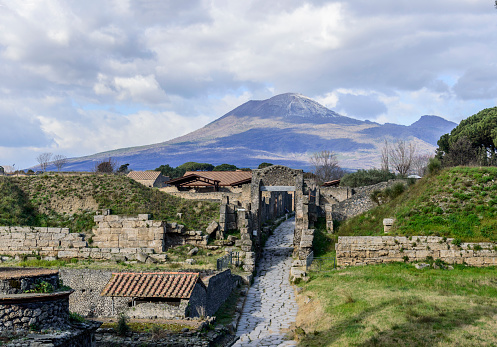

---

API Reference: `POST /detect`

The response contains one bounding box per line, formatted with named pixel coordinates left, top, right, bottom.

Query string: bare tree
left=52, top=155, right=68, bottom=172
left=381, top=139, right=390, bottom=172
left=94, top=158, right=117, bottom=173
left=410, top=154, right=433, bottom=176
left=389, top=140, right=417, bottom=176
left=36, top=152, right=53, bottom=172
left=309, top=150, right=345, bottom=183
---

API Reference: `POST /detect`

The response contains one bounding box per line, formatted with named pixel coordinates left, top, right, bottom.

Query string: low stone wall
left=0, top=224, right=156, bottom=260
left=0, top=293, right=71, bottom=331
left=0, top=226, right=87, bottom=258
left=336, top=236, right=497, bottom=267
left=160, top=189, right=245, bottom=203
left=0, top=272, right=59, bottom=295
left=330, top=180, right=407, bottom=221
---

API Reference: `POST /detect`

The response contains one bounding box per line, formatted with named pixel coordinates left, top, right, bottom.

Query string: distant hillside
left=339, top=167, right=497, bottom=242
left=0, top=175, right=219, bottom=232
left=53, top=93, right=457, bottom=172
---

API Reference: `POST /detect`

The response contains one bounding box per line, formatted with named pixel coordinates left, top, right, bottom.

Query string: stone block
left=105, top=215, right=120, bottom=222
left=72, top=241, right=87, bottom=248
left=93, top=215, right=104, bottom=223
left=58, top=250, right=79, bottom=258
left=206, top=221, right=219, bottom=235
left=10, top=232, right=25, bottom=240
left=138, top=214, right=150, bottom=221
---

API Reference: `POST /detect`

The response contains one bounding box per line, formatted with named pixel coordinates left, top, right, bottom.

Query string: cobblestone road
left=233, top=218, right=298, bottom=347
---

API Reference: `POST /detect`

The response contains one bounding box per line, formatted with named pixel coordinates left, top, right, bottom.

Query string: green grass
left=1, top=174, right=219, bottom=232
left=297, top=262, right=497, bottom=346
left=338, top=167, right=497, bottom=242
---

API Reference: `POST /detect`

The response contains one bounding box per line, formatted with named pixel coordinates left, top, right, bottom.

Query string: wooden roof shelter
left=167, top=171, right=252, bottom=190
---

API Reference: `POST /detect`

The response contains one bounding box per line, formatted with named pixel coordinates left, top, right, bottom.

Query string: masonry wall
left=330, top=180, right=407, bottom=221
left=336, top=236, right=497, bottom=267
left=0, top=295, right=70, bottom=331
left=59, top=269, right=236, bottom=319
left=204, top=269, right=237, bottom=316
left=59, top=269, right=130, bottom=318
left=92, top=214, right=165, bottom=253
left=0, top=273, right=59, bottom=295
left=0, top=226, right=88, bottom=258
left=319, top=187, right=352, bottom=206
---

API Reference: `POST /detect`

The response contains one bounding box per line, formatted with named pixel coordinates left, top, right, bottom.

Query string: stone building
left=101, top=272, right=222, bottom=318
left=127, top=171, right=169, bottom=188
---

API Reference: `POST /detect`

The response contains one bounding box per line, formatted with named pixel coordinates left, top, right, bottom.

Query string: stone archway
left=249, top=165, right=312, bottom=259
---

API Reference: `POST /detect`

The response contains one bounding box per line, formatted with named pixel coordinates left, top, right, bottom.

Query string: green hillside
left=0, top=174, right=219, bottom=232
left=339, top=167, right=497, bottom=242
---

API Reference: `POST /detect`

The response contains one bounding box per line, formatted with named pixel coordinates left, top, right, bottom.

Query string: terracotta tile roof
left=322, top=179, right=341, bottom=187
left=183, top=171, right=252, bottom=187
left=101, top=272, right=203, bottom=299
left=127, top=171, right=162, bottom=181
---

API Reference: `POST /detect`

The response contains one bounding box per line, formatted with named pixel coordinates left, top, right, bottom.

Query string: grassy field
left=296, top=262, right=497, bottom=346
left=339, top=167, right=497, bottom=242
left=298, top=168, right=497, bottom=346
left=0, top=174, right=219, bottom=232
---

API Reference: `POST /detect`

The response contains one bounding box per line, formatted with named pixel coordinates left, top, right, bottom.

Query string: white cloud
left=0, top=0, right=496, bottom=169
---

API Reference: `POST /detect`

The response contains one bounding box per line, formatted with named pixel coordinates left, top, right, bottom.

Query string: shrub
left=427, top=157, right=442, bottom=175
left=116, top=314, right=129, bottom=336
left=69, top=312, right=85, bottom=323
left=26, top=280, right=54, bottom=294
left=452, top=238, right=462, bottom=247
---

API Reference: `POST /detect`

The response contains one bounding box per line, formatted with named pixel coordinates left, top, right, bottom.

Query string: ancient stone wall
left=59, top=269, right=236, bottom=319
left=160, top=189, right=244, bottom=202
left=0, top=295, right=70, bottom=331
left=0, top=226, right=88, bottom=258
left=92, top=213, right=165, bottom=253
left=330, top=179, right=407, bottom=221
left=59, top=269, right=130, bottom=318
left=164, top=222, right=208, bottom=249
left=320, top=186, right=352, bottom=203
left=204, top=269, right=236, bottom=316
left=0, top=273, right=59, bottom=295
left=336, top=236, right=497, bottom=267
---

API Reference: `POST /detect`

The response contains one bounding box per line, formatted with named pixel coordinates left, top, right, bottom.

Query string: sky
left=0, top=0, right=496, bottom=170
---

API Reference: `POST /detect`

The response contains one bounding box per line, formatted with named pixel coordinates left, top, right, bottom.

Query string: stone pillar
left=383, top=218, right=395, bottom=233
left=325, top=204, right=334, bottom=233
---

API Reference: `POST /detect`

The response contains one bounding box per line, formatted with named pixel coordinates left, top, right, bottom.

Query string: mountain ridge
left=53, top=93, right=457, bottom=171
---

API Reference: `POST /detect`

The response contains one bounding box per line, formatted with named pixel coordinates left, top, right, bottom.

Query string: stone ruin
left=0, top=268, right=100, bottom=346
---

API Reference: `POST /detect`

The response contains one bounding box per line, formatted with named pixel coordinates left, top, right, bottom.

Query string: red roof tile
left=101, top=272, right=203, bottom=299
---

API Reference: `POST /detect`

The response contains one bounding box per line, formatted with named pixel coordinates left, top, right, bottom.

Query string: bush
left=427, top=157, right=442, bottom=175
left=340, top=169, right=396, bottom=187
left=25, top=280, right=54, bottom=293
left=116, top=314, right=129, bottom=336
left=69, top=312, right=85, bottom=323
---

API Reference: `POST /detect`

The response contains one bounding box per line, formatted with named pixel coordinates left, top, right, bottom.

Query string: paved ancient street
left=234, top=217, right=298, bottom=347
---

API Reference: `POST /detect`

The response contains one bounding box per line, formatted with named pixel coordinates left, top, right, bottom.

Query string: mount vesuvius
left=58, top=93, right=457, bottom=171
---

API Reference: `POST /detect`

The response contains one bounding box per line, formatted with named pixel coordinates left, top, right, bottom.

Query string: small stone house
left=127, top=171, right=169, bottom=188
left=101, top=272, right=208, bottom=318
